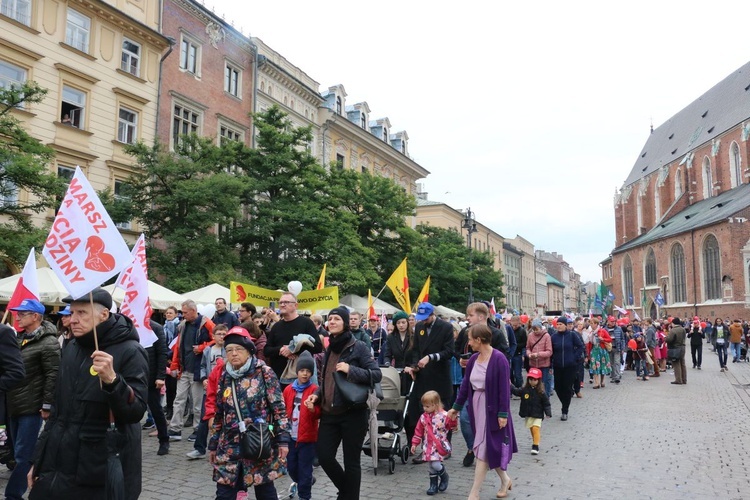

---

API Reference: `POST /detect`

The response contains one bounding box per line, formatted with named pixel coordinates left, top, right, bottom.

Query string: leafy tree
left=118, top=135, right=247, bottom=292
left=0, top=83, right=65, bottom=264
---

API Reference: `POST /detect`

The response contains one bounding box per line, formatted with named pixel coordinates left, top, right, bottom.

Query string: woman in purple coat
left=448, top=324, right=517, bottom=499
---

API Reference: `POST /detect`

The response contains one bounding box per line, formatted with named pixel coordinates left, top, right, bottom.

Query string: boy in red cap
left=511, top=368, right=552, bottom=454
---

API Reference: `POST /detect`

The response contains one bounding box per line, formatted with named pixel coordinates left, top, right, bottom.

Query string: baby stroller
left=362, top=366, right=415, bottom=474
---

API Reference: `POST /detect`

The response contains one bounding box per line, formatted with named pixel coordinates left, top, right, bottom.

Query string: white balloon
left=202, top=304, right=216, bottom=319
left=288, top=280, right=303, bottom=296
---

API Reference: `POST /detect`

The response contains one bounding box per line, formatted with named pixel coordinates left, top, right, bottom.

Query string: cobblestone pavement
left=3, top=346, right=750, bottom=499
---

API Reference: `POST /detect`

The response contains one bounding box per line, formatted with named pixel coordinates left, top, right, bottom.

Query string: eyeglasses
left=16, top=312, right=35, bottom=318
left=278, top=301, right=296, bottom=306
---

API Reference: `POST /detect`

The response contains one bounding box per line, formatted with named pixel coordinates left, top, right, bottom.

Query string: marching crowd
left=1, top=290, right=750, bottom=500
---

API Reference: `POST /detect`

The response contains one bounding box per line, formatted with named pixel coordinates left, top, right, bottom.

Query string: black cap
left=556, top=316, right=568, bottom=325
left=672, top=317, right=682, bottom=326
left=328, top=307, right=350, bottom=329
left=63, top=287, right=113, bottom=310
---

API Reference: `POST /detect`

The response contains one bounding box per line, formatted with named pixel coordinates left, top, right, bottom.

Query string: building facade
left=502, top=242, right=521, bottom=313
left=609, top=61, right=750, bottom=319
left=510, top=235, right=536, bottom=314
left=1, top=0, right=170, bottom=275
left=535, top=259, right=549, bottom=314
left=546, top=274, right=564, bottom=313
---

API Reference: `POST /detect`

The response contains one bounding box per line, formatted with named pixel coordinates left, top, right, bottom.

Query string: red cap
left=607, top=316, right=616, bottom=322
left=527, top=368, right=542, bottom=380
left=227, top=326, right=251, bottom=338
left=369, top=315, right=378, bottom=321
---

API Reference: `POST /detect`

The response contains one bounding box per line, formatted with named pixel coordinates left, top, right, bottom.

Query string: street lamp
left=462, top=207, right=478, bottom=304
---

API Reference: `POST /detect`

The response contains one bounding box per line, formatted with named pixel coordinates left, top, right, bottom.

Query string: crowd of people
left=1, top=290, right=750, bottom=499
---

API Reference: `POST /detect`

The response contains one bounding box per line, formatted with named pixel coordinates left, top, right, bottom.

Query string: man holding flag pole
left=29, top=167, right=149, bottom=500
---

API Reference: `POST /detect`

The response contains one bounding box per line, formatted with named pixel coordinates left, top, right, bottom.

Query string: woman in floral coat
left=208, top=326, right=290, bottom=500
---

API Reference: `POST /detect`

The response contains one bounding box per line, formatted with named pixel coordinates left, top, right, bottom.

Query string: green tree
left=0, top=82, right=65, bottom=264
left=119, top=135, right=247, bottom=292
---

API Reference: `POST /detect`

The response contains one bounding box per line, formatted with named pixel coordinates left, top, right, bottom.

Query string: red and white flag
left=115, top=234, right=156, bottom=348
left=42, top=167, right=132, bottom=298
left=7, top=248, right=40, bottom=330
left=489, top=298, right=497, bottom=316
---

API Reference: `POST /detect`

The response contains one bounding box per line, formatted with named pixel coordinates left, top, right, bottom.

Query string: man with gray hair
left=167, top=299, right=214, bottom=441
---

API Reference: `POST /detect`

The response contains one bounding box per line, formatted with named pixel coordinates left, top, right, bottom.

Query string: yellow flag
left=316, top=264, right=326, bottom=290
left=386, top=258, right=410, bottom=313
left=367, top=289, right=375, bottom=318
left=415, top=276, right=430, bottom=309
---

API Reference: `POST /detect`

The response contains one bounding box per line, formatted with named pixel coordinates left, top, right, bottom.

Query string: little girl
left=410, top=390, right=457, bottom=495
left=511, top=368, right=551, bottom=455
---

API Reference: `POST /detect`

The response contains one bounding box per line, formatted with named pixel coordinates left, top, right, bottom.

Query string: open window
left=61, top=85, right=85, bottom=129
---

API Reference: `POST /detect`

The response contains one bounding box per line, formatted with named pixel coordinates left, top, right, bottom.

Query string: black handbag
left=332, top=370, right=374, bottom=405
left=231, top=378, right=273, bottom=460
left=667, top=346, right=683, bottom=361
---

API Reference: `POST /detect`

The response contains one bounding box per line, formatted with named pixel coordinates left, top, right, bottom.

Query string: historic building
left=509, top=235, right=536, bottom=314
left=0, top=0, right=170, bottom=275
left=608, top=61, right=750, bottom=319
left=502, top=242, right=521, bottom=313
left=536, top=250, right=578, bottom=312
left=157, top=0, right=255, bottom=149
left=546, top=274, right=564, bottom=313
left=535, top=259, right=549, bottom=314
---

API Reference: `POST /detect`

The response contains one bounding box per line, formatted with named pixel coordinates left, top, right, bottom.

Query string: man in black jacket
left=405, top=302, right=454, bottom=462
left=0, top=323, right=25, bottom=468
left=145, top=319, right=170, bottom=455
left=28, top=288, right=148, bottom=500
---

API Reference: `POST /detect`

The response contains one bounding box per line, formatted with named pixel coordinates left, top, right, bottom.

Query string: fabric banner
left=42, top=167, right=131, bottom=298
left=114, top=235, right=156, bottom=348
left=7, top=248, right=40, bottom=329
left=367, top=289, right=375, bottom=318
left=230, top=281, right=339, bottom=310
left=385, top=258, right=410, bottom=313
left=416, top=276, right=430, bottom=307
left=316, top=264, right=326, bottom=290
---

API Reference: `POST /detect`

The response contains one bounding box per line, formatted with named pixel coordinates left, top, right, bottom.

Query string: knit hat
left=531, top=318, right=543, bottom=329
left=224, top=326, right=256, bottom=355
left=392, top=311, right=409, bottom=323
left=556, top=316, right=568, bottom=325
left=296, top=350, right=315, bottom=374
left=328, top=307, right=350, bottom=329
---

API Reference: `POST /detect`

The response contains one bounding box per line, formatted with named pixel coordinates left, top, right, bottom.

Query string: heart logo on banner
left=84, top=236, right=116, bottom=272
left=236, top=285, right=247, bottom=301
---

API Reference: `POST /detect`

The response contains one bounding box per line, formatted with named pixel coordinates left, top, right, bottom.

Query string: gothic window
left=654, top=186, right=661, bottom=223
left=671, top=243, right=686, bottom=303
left=702, top=156, right=713, bottom=198
left=674, top=168, right=683, bottom=199
left=730, top=141, right=742, bottom=188
left=623, top=255, right=634, bottom=306
left=702, top=234, right=721, bottom=300
left=645, top=248, right=657, bottom=286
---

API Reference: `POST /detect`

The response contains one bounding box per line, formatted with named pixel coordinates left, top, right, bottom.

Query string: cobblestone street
left=4, top=348, right=750, bottom=499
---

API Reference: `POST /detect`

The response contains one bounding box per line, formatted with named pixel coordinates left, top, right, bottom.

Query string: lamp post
left=462, top=207, right=478, bottom=304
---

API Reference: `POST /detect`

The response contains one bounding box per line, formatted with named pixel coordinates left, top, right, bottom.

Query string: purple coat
left=454, top=349, right=517, bottom=470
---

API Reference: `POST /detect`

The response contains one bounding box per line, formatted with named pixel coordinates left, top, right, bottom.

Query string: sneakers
left=560, top=413, right=568, bottom=421
left=187, top=432, right=197, bottom=442
left=142, top=420, right=155, bottom=430
left=186, top=449, right=205, bottom=460
left=168, top=430, right=182, bottom=441
left=157, top=443, right=169, bottom=456
left=531, top=445, right=539, bottom=455
left=462, top=451, right=475, bottom=467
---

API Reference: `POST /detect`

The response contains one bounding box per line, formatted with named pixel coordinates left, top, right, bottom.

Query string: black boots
left=426, top=474, right=439, bottom=495
left=437, top=466, right=449, bottom=492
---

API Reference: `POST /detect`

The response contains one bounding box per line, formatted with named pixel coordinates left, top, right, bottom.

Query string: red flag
left=115, top=234, right=156, bottom=348
left=7, top=248, right=40, bottom=330
left=489, top=297, right=497, bottom=316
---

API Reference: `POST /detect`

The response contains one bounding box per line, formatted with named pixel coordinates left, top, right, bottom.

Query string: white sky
left=208, top=0, right=750, bottom=282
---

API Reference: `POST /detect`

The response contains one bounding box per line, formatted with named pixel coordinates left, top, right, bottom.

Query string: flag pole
left=374, top=284, right=388, bottom=300
left=89, top=291, right=102, bottom=388
left=0, top=310, right=9, bottom=325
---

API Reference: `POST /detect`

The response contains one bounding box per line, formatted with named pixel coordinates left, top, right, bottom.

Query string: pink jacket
left=526, top=330, right=553, bottom=368
left=411, top=409, right=457, bottom=462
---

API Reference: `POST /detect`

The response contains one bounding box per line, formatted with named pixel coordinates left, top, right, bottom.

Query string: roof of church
left=623, top=61, right=750, bottom=188
left=613, top=182, right=750, bottom=253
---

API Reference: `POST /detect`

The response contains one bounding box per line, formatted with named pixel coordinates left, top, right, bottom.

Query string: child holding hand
left=511, top=368, right=552, bottom=455
left=410, top=390, right=457, bottom=495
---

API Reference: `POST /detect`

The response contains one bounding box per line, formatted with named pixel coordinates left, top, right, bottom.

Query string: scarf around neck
left=226, top=356, right=256, bottom=379
left=292, top=379, right=313, bottom=392
left=328, top=331, right=352, bottom=354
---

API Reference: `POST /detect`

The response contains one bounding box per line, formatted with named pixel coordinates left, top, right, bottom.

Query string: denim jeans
left=539, top=366, right=553, bottom=398
left=609, top=350, right=622, bottom=381
left=5, top=414, right=42, bottom=500
left=459, top=405, right=473, bottom=450
left=511, top=351, right=524, bottom=388
left=288, top=440, right=316, bottom=500
left=731, top=342, right=742, bottom=361
left=717, top=342, right=728, bottom=367
left=635, top=358, right=648, bottom=378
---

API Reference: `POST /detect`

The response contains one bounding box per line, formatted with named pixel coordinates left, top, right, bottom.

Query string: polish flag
left=7, top=248, right=40, bottom=330
left=115, top=234, right=156, bottom=348
left=489, top=298, right=497, bottom=316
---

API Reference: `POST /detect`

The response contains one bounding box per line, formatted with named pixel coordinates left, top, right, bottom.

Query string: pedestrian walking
left=688, top=320, right=704, bottom=369
left=410, top=390, right=457, bottom=495
left=667, top=317, right=687, bottom=385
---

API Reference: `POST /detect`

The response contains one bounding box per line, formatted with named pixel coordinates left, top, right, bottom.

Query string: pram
left=362, top=366, right=415, bottom=474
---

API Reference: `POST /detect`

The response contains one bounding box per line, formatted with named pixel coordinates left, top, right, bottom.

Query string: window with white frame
left=0, top=162, right=18, bottom=208
left=1, top=0, right=30, bottom=26
left=729, top=141, right=742, bottom=188
left=57, top=165, right=75, bottom=182
left=219, top=124, right=241, bottom=144
left=0, top=60, right=26, bottom=107
left=114, top=180, right=132, bottom=230
left=117, top=106, right=138, bottom=144
left=66, top=9, right=91, bottom=53
left=224, top=63, right=240, bottom=97
left=180, top=37, right=199, bottom=74
left=702, top=156, right=713, bottom=198
left=61, top=85, right=86, bottom=129
left=121, top=38, right=141, bottom=77
left=172, top=103, right=200, bottom=148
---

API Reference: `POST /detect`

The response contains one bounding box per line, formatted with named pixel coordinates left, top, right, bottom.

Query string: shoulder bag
left=525, top=333, right=548, bottom=370
left=332, top=369, right=378, bottom=405
left=231, top=373, right=273, bottom=460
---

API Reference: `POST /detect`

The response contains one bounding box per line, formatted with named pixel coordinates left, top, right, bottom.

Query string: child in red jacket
left=282, top=351, right=320, bottom=500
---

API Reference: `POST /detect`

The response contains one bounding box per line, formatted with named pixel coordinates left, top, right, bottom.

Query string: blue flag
left=594, top=293, right=604, bottom=308
left=607, top=290, right=615, bottom=302
left=655, top=291, right=665, bottom=306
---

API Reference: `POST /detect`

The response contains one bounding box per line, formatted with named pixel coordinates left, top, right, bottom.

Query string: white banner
left=117, top=235, right=156, bottom=348
left=43, top=167, right=132, bottom=298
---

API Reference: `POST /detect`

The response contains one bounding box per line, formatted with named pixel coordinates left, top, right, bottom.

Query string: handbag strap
left=230, top=370, right=270, bottom=427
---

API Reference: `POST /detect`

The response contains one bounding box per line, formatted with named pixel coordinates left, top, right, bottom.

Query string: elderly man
left=28, top=288, right=148, bottom=500
left=264, top=292, right=322, bottom=387
left=168, top=299, right=214, bottom=441
left=4, top=299, right=59, bottom=500
left=366, top=314, right=386, bottom=359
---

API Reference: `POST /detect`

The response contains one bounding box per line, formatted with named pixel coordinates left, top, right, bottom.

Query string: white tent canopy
left=338, top=294, right=401, bottom=315
left=181, top=283, right=232, bottom=305
left=434, top=305, right=466, bottom=319
left=0, top=267, right=70, bottom=306
left=103, top=280, right=184, bottom=311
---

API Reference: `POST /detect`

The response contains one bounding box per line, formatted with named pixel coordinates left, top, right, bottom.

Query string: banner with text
left=230, top=281, right=339, bottom=310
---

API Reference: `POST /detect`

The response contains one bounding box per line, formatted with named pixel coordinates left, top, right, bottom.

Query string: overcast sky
left=209, top=0, right=750, bottom=283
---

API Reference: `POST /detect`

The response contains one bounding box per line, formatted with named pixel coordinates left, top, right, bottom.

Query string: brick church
left=608, top=61, right=750, bottom=320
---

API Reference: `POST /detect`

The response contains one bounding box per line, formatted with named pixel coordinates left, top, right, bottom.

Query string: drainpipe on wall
left=249, top=40, right=262, bottom=148
left=154, top=36, right=176, bottom=142
left=320, top=119, right=331, bottom=170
